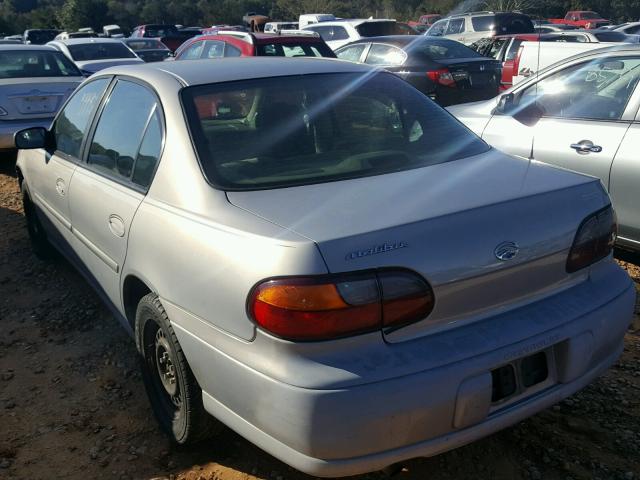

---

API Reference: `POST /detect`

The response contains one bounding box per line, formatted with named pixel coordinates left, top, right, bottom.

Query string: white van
left=298, top=14, right=336, bottom=28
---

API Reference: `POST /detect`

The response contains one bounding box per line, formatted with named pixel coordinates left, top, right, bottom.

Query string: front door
left=525, top=56, right=640, bottom=184
left=68, top=79, right=164, bottom=309
left=28, top=78, right=110, bottom=248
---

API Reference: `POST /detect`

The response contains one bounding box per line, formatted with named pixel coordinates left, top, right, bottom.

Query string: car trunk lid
left=437, top=57, right=502, bottom=91
left=0, top=78, right=80, bottom=120
left=227, top=150, right=608, bottom=342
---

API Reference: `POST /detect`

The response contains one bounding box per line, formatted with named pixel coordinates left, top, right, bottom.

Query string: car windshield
left=356, top=21, right=415, bottom=36
left=26, top=30, right=59, bottom=44
left=126, top=39, right=166, bottom=50
left=0, top=50, right=81, bottom=78
left=256, top=42, right=335, bottom=57
left=409, top=39, right=483, bottom=60
left=67, top=43, right=137, bottom=61
left=182, top=72, right=488, bottom=190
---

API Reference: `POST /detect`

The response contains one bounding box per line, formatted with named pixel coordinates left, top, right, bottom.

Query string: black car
left=23, top=29, right=60, bottom=45
left=123, top=38, right=172, bottom=62
left=335, top=36, right=501, bottom=106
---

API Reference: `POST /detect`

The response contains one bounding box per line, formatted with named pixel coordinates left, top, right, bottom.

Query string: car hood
left=75, top=58, right=144, bottom=73
left=227, top=149, right=608, bottom=341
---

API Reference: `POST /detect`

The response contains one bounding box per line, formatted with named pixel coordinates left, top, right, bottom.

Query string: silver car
left=448, top=44, right=640, bottom=253
left=0, top=45, right=82, bottom=150
left=14, top=58, right=635, bottom=477
left=47, top=38, right=143, bottom=75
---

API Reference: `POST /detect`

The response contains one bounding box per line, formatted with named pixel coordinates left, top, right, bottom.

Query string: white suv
left=425, top=11, right=534, bottom=45
left=302, top=19, right=415, bottom=50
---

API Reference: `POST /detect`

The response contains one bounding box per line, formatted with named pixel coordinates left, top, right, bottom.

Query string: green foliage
left=0, top=0, right=639, bottom=35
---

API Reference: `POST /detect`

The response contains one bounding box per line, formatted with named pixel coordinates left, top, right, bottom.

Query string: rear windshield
left=593, top=31, right=632, bottom=42
left=410, top=39, right=483, bottom=60
left=67, top=43, right=137, bottom=61
left=356, top=21, right=416, bottom=37
left=145, top=25, right=178, bottom=37
left=256, top=42, right=335, bottom=58
left=0, top=50, right=81, bottom=78
left=25, top=30, right=59, bottom=44
left=472, top=14, right=534, bottom=34
left=182, top=72, right=488, bottom=190
left=125, top=39, right=166, bottom=50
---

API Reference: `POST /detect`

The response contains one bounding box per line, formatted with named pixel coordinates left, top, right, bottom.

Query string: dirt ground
left=1, top=156, right=639, bottom=480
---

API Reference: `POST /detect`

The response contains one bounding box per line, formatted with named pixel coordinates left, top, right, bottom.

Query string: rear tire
left=22, top=184, right=55, bottom=260
left=135, top=293, right=223, bottom=444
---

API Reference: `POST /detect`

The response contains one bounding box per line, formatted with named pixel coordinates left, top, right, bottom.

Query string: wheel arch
left=122, top=274, right=154, bottom=329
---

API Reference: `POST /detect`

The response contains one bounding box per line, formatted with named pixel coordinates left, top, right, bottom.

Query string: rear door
left=68, top=78, right=163, bottom=309
left=27, top=78, right=110, bottom=247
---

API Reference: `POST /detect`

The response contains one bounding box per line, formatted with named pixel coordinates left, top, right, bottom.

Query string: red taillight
left=566, top=205, right=617, bottom=273
left=427, top=68, right=456, bottom=87
left=249, top=270, right=434, bottom=341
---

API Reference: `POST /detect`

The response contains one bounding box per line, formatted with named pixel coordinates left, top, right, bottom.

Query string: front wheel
left=135, top=293, right=223, bottom=444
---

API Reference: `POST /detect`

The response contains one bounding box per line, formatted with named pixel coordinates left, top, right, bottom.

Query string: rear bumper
left=170, top=262, right=635, bottom=477
left=0, top=118, right=53, bottom=150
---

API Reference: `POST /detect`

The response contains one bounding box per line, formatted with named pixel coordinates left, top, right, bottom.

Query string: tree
left=56, top=0, right=109, bottom=31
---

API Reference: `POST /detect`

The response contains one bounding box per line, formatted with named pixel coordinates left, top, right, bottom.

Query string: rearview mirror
left=14, top=127, right=50, bottom=150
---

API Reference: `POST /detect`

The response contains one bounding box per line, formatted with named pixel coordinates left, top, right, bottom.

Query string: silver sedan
left=14, top=58, right=635, bottom=477
left=448, top=45, right=640, bottom=254
left=0, top=45, right=82, bottom=150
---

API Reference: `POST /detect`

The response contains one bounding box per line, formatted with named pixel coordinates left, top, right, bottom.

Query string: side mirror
left=14, top=127, right=51, bottom=150
left=495, top=93, right=515, bottom=114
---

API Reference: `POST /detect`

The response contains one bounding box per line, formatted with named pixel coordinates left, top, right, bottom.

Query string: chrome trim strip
left=33, top=192, right=71, bottom=230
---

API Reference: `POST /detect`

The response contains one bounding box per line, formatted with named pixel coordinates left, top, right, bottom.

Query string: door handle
left=55, top=178, right=66, bottom=196
left=570, top=140, right=602, bottom=154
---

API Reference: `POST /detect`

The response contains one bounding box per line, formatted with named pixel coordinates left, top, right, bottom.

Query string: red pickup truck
left=548, top=11, right=610, bottom=29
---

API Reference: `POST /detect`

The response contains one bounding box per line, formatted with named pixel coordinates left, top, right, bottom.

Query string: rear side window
left=203, top=40, right=224, bottom=58
left=472, top=15, right=534, bottom=34
left=224, top=44, right=242, bottom=57
left=336, top=44, right=367, bottom=62
left=446, top=19, right=465, bottom=34
left=471, top=16, right=495, bottom=32
left=331, top=26, right=349, bottom=40
left=87, top=80, right=161, bottom=185
left=364, top=44, right=406, bottom=65
left=182, top=72, right=488, bottom=190
left=132, top=110, right=163, bottom=188
left=54, top=78, right=109, bottom=159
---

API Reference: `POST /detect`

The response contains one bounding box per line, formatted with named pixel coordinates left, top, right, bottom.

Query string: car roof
left=494, top=33, right=540, bottom=40
left=306, top=19, right=396, bottom=27
left=0, top=44, right=58, bottom=52
left=99, top=57, right=373, bottom=86
left=192, top=33, right=324, bottom=44
left=341, top=35, right=457, bottom=47
left=50, top=38, right=128, bottom=45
